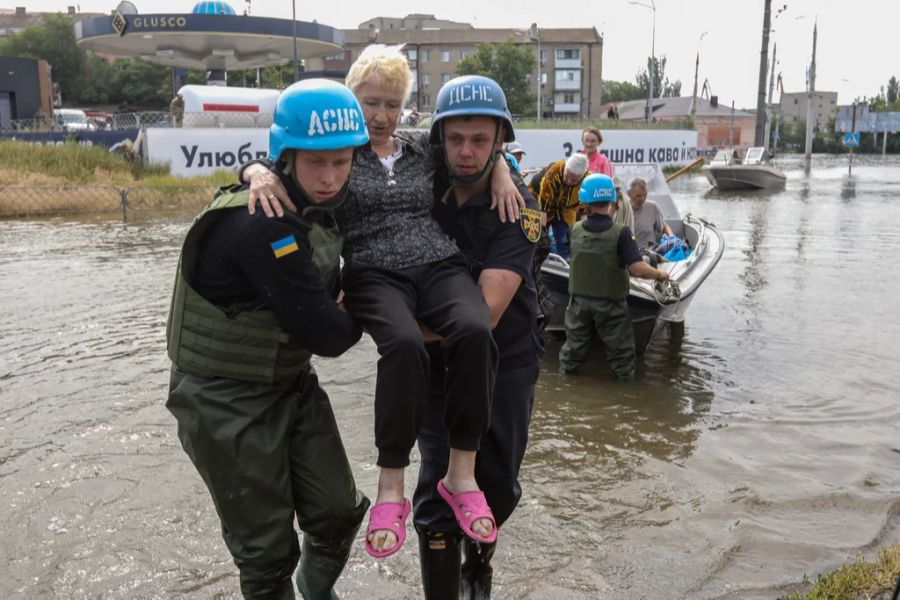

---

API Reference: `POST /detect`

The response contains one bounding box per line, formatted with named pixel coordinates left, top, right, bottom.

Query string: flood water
left=2, top=153, right=899, bottom=599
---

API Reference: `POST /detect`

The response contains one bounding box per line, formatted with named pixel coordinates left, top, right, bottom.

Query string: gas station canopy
left=75, top=4, right=344, bottom=71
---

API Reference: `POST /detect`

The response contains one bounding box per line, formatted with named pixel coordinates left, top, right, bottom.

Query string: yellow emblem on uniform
left=520, top=207, right=541, bottom=243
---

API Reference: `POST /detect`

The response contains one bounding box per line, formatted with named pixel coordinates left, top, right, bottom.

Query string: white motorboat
left=701, top=146, right=786, bottom=191
left=540, top=163, right=725, bottom=354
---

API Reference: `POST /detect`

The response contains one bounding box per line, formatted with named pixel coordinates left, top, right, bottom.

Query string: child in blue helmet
left=559, top=173, right=669, bottom=380
left=167, top=79, right=372, bottom=598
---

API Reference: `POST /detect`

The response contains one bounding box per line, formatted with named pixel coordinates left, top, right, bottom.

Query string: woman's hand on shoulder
left=490, top=155, right=525, bottom=223
left=246, top=165, right=294, bottom=217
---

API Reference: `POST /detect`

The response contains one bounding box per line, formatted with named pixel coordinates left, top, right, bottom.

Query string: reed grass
left=783, top=542, right=900, bottom=600
left=0, top=140, right=234, bottom=185
left=0, top=140, right=237, bottom=217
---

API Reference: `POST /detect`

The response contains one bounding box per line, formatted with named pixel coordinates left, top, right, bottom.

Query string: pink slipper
left=364, top=498, right=411, bottom=558
left=436, top=480, right=498, bottom=544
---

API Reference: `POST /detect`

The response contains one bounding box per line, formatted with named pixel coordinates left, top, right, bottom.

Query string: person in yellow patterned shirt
left=527, top=153, right=589, bottom=257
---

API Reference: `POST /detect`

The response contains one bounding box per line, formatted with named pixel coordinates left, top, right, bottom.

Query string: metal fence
left=0, top=185, right=216, bottom=221
left=0, top=111, right=276, bottom=133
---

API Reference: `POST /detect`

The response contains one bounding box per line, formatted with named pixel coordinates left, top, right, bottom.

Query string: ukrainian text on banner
left=145, top=128, right=269, bottom=176
left=508, top=129, right=699, bottom=172
left=144, top=127, right=698, bottom=176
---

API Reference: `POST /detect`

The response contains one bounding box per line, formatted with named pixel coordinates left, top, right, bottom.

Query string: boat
left=540, top=163, right=725, bottom=354
left=701, top=146, right=786, bottom=190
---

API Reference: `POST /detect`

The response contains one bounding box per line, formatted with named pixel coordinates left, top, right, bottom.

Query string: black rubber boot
left=460, top=539, right=496, bottom=600
left=418, top=529, right=462, bottom=600
left=295, top=526, right=358, bottom=600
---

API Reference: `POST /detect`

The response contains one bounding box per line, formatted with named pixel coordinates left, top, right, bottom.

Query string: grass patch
left=0, top=139, right=238, bottom=217
left=0, top=139, right=234, bottom=186
left=784, top=542, right=900, bottom=600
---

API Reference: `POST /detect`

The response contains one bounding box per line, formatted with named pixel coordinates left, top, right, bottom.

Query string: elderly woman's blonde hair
left=344, top=44, right=413, bottom=104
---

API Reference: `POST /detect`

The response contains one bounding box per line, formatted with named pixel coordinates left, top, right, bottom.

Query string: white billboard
left=145, top=128, right=269, bottom=176
left=145, top=127, right=698, bottom=177
left=511, top=129, right=699, bottom=173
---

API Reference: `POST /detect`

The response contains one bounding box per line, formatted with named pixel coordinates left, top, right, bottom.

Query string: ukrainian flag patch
left=270, top=235, right=299, bottom=258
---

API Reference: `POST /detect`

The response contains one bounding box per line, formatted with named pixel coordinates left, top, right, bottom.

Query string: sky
left=19, top=0, right=897, bottom=108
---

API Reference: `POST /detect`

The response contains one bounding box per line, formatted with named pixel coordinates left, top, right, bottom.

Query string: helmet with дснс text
left=429, top=75, right=515, bottom=144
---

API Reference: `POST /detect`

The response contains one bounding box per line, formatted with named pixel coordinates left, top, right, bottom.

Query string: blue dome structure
left=191, top=1, right=236, bottom=15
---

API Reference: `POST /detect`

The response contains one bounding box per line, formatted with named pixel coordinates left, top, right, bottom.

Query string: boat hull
left=702, top=164, right=786, bottom=190
left=540, top=215, right=723, bottom=355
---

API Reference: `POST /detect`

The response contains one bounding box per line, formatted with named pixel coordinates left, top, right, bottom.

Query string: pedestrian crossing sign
left=843, top=132, right=860, bottom=147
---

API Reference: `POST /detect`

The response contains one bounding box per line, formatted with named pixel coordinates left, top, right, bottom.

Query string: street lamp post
left=630, top=0, right=656, bottom=124
left=291, top=0, right=300, bottom=82
left=530, top=23, right=541, bottom=121
left=764, top=4, right=788, bottom=150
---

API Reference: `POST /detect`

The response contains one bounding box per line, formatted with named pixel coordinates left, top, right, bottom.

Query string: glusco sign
left=132, top=16, right=188, bottom=28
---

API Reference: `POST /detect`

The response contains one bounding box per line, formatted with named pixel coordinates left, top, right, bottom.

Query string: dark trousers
left=167, top=367, right=369, bottom=599
left=559, top=294, right=635, bottom=380
left=413, top=359, right=538, bottom=533
left=343, top=255, right=498, bottom=468
left=549, top=219, right=571, bottom=258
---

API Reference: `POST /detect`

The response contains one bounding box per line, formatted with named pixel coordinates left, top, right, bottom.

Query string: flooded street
left=2, top=153, right=899, bottom=599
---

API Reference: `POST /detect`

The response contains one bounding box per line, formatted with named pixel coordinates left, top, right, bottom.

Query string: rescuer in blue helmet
left=559, top=173, right=670, bottom=380
left=429, top=74, right=516, bottom=187
left=166, top=78, right=370, bottom=599
left=415, top=73, right=546, bottom=600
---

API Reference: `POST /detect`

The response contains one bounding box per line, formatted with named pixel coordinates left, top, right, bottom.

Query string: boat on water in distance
left=540, top=163, right=725, bottom=355
left=702, top=146, right=787, bottom=191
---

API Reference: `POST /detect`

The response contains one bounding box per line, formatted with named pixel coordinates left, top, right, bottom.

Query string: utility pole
left=691, top=51, right=700, bottom=119
left=804, top=22, right=818, bottom=161
left=530, top=23, right=541, bottom=121
left=754, top=0, right=772, bottom=146
left=763, top=42, right=777, bottom=150
left=729, top=100, right=735, bottom=148
left=691, top=31, right=707, bottom=120
left=630, top=1, right=656, bottom=124
left=849, top=102, right=856, bottom=175
left=291, top=0, right=300, bottom=82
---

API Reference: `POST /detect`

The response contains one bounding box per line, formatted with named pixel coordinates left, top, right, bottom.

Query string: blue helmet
left=429, top=75, right=515, bottom=144
left=579, top=173, right=617, bottom=204
left=269, top=79, right=369, bottom=162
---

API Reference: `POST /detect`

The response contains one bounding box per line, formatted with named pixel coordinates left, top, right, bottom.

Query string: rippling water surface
left=2, top=154, right=899, bottom=599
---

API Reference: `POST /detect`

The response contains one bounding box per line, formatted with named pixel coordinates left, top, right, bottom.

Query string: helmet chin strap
left=444, top=120, right=502, bottom=186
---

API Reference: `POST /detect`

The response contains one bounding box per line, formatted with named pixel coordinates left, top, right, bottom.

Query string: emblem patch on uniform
left=520, top=208, right=542, bottom=243
left=270, top=235, right=299, bottom=258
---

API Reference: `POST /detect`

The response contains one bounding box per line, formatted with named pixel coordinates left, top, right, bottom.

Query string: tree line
left=0, top=14, right=298, bottom=109
left=1, top=16, right=678, bottom=115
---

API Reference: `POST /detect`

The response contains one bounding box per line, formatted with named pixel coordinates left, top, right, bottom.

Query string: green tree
left=112, top=58, right=173, bottom=108
left=602, top=80, right=644, bottom=103
left=887, top=76, right=898, bottom=105
left=78, top=54, right=118, bottom=105
left=0, top=14, right=85, bottom=104
left=455, top=37, right=536, bottom=117
left=635, top=56, right=682, bottom=98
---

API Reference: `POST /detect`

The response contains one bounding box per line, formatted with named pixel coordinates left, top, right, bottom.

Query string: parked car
left=84, top=110, right=113, bottom=130
left=52, top=109, right=98, bottom=132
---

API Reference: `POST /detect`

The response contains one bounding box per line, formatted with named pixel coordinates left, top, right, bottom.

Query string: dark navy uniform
left=413, top=180, right=542, bottom=599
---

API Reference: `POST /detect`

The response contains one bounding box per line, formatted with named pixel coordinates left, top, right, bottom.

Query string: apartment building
left=0, top=6, right=103, bottom=38
left=310, top=15, right=604, bottom=119
left=778, top=91, right=838, bottom=129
